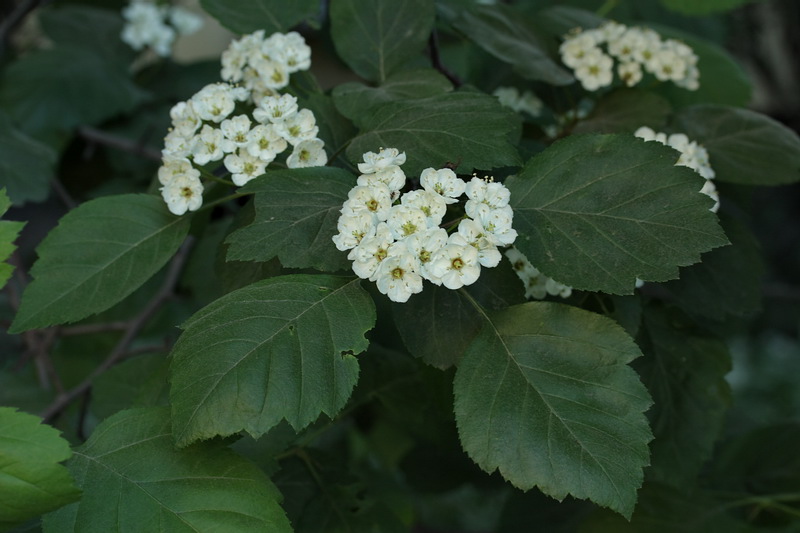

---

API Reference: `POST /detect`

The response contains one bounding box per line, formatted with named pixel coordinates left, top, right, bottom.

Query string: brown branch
left=78, top=126, right=162, bottom=162
left=40, top=237, right=194, bottom=423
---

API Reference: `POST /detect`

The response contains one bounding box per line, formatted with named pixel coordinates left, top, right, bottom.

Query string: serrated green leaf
left=330, top=0, right=435, bottom=83
left=675, top=104, right=800, bottom=186
left=0, top=111, right=56, bottom=206
left=636, top=307, right=731, bottom=487
left=199, top=0, right=319, bottom=33
left=0, top=189, right=25, bottom=288
left=10, top=195, right=191, bottom=333
left=39, top=5, right=134, bottom=65
left=454, top=301, right=652, bottom=518
left=299, top=93, right=358, bottom=157
left=42, top=407, right=292, bottom=533
left=332, top=69, right=453, bottom=123
left=0, top=44, right=147, bottom=145
left=573, top=89, right=671, bottom=135
left=225, top=167, right=353, bottom=271
left=451, top=4, right=573, bottom=85
left=0, top=408, right=80, bottom=530
left=92, top=354, right=169, bottom=420
left=660, top=0, right=755, bottom=15
left=662, top=214, right=765, bottom=319
left=348, top=92, right=521, bottom=176
left=169, top=275, right=374, bottom=447
left=507, top=134, right=729, bottom=295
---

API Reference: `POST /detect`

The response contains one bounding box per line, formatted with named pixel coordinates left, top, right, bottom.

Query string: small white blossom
left=475, top=205, right=518, bottom=246
left=333, top=212, right=376, bottom=251
left=157, top=155, right=198, bottom=186
left=220, top=114, right=253, bottom=153
left=169, top=101, right=201, bottom=137
left=465, top=176, right=511, bottom=218
left=287, top=138, right=327, bottom=168
left=253, top=94, right=298, bottom=123
left=161, top=173, right=203, bottom=215
left=428, top=240, right=481, bottom=290
left=455, top=219, right=501, bottom=268
left=617, top=61, right=642, bottom=87
left=400, top=190, right=447, bottom=228
left=420, top=168, right=466, bottom=204
left=246, top=124, right=287, bottom=162
left=356, top=166, right=406, bottom=196
left=374, top=252, right=423, bottom=303
left=505, top=247, right=572, bottom=300
left=273, top=109, right=318, bottom=146
left=121, top=2, right=175, bottom=56
left=404, top=227, right=449, bottom=284
left=191, top=125, right=225, bottom=165
left=191, top=83, right=239, bottom=123
left=224, top=150, right=268, bottom=186
left=350, top=223, right=395, bottom=280
left=168, top=6, right=203, bottom=36
left=574, top=48, right=614, bottom=91
left=493, top=87, right=543, bottom=117
left=163, top=129, right=193, bottom=159
left=386, top=205, right=427, bottom=240
left=358, top=148, right=406, bottom=174
left=341, top=184, right=393, bottom=222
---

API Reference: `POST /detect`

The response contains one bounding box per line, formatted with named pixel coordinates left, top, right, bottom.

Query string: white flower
left=253, top=94, right=298, bottom=123
left=386, top=205, right=427, bottom=240
left=634, top=126, right=667, bottom=144
left=341, top=184, right=393, bottom=222
left=465, top=176, right=511, bottom=218
left=191, top=83, right=239, bottom=123
left=358, top=148, right=406, bottom=174
left=455, top=219, right=501, bottom=267
left=617, top=61, right=642, bottom=87
left=505, top=247, right=572, bottom=300
left=356, top=166, right=406, bottom=196
left=121, top=2, right=175, bottom=56
left=493, top=87, right=543, bottom=117
left=157, top=155, right=198, bottom=186
left=700, top=179, right=720, bottom=213
left=403, top=227, right=448, bottom=283
left=269, top=31, right=312, bottom=73
left=252, top=58, right=290, bottom=90
left=224, top=150, right=268, bottom=186
left=220, top=115, right=253, bottom=153
left=350, top=223, right=395, bottom=280
left=191, top=125, right=225, bottom=165
left=273, top=109, right=318, bottom=146
left=169, top=101, right=201, bottom=137
left=574, top=47, right=614, bottom=91
left=648, top=48, right=687, bottom=83
left=287, top=139, right=327, bottom=168
left=428, top=240, right=481, bottom=290
left=333, top=212, right=376, bottom=251
left=221, top=33, right=262, bottom=82
left=560, top=32, right=600, bottom=69
left=168, top=6, right=203, bottom=36
left=474, top=206, right=518, bottom=246
left=419, top=168, right=466, bottom=204
left=374, top=252, right=423, bottom=303
left=400, top=190, right=447, bottom=227
left=246, top=124, right=287, bottom=162
left=163, top=129, right=193, bottom=159
left=161, top=173, right=203, bottom=215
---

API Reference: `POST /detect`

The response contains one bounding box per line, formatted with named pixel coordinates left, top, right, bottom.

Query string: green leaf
left=506, top=134, right=729, bottom=295
left=39, top=5, right=134, bottom=65
left=0, top=44, right=147, bottom=145
left=199, top=0, right=319, bottom=34
left=299, top=93, right=358, bottom=157
left=451, top=5, right=573, bottom=85
left=675, top=104, right=800, bottom=186
left=662, top=214, right=765, bottom=319
left=636, top=307, right=731, bottom=487
left=454, top=301, right=652, bottom=518
left=0, top=408, right=80, bottom=530
left=91, top=354, right=170, bottom=420
left=573, top=89, right=671, bottom=135
left=225, top=168, right=353, bottom=271
left=348, top=92, right=522, bottom=176
left=169, top=275, right=374, bottom=447
left=42, top=407, right=292, bottom=533
left=329, top=0, right=435, bottom=83
left=10, top=195, right=191, bottom=333
left=0, top=189, right=25, bottom=288
left=0, top=111, right=56, bottom=206
left=332, top=69, right=453, bottom=123
left=660, top=0, right=755, bottom=16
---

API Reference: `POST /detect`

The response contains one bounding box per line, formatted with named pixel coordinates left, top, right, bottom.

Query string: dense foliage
left=1, top=0, right=799, bottom=531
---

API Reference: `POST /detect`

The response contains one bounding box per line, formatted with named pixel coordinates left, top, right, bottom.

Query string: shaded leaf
left=169, top=275, right=374, bottom=446
left=660, top=0, right=755, bottom=15
left=300, top=93, right=358, bottom=157
left=573, top=89, right=671, bottom=135
left=0, top=189, right=25, bottom=288
left=91, top=354, right=170, bottom=420
left=39, top=5, right=134, bottom=64
left=454, top=301, right=653, bottom=518
left=675, top=104, right=800, bottom=186
left=636, top=307, right=731, bottom=487
left=199, top=0, right=319, bottom=34
left=451, top=4, right=573, bottom=85
left=332, top=69, right=453, bottom=123
left=42, top=407, right=292, bottom=532
left=329, top=0, right=435, bottom=83
left=506, top=134, right=729, bottom=295
left=348, top=92, right=521, bottom=176
left=0, top=408, right=80, bottom=530
left=10, top=195, right=190, bottom=333
left=0, top=111, right=56, bottom=206
left=225, top=168, right=353, bottom=271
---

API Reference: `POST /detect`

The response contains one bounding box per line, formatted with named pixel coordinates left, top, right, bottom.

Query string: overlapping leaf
left=225, top=168, right=353, bottom=271
left=348, top=92, right=521, bottom=176
left=200, top=0, right=319, bottom=33
left=0, top=408, right=79, bottom=530
left=0, top=111, right=56, bottom=205
left=675, top=104, right=800, bottom=186
left=506, top=134, right=729, bottom=294
left=169, top=275, right=374, bottom=447
left=572, top=90, right=671, bottom=135
left=330, top=0, right=435, bottom=82
left=42, top=407, right=291, bottom=533
left=10, top=195, right=190, bottom=333
left=454, top=301, right=653, bottom=518
left=0, top=189, right=25, bottom=288
left=636, top=308, right=731, bottom=487
left=451, top=4, right=573, bottom=85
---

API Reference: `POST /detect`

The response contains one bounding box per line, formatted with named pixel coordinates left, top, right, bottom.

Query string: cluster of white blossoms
left=332, top=149, right=518, bottom=303
left=158, top=32, right=325, bottom=215
left=493, top=87, right=543, bottom=117
left=634, top=126, right=719, bottom=212
left=220, top=31, right=312, bottom=103
left=560, top=21, right=699, bottom=92
left=121, top=1, right=203, bottom=57
left=505, top=247, right=573, bottom=300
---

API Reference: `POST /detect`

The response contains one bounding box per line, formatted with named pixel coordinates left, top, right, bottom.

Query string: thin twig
left=78, top=126, right=162, bottom=162
left=40, top=237, right=194, bottom=423
left=59, top=322, right=129, bottom=336
left=51, top=178, right=77, bottom=210
left=428, top=30, right=462, bottom=88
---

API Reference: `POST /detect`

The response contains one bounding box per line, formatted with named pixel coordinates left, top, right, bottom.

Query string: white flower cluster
left=158, top=32, right=325, bottom=215
left=505, top=247, right=572, bottom=300
left=560, top=21, right=699, bottom=92
left=220, top=31, right=312, bottom=103
left=332, top=149, right=518, bottom=303
left=634, top=126, right=718, bottom=212
left=121, top=1, right=203, bottom=57
left=493, top=87, right=543, bottom=117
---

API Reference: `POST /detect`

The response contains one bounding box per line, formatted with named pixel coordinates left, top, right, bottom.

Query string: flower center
left=452, top=257, right=464, bottom=271
left=391, top=267, right=404, bottom=279
left=401, top=222, right=417, bottom=236
left=419, top=250, right=431, bottom=263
